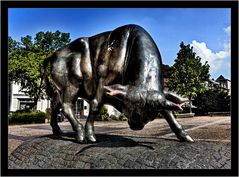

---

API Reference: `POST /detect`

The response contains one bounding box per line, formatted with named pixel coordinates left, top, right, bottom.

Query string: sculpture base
left=8, top=133, right=230, bottom=169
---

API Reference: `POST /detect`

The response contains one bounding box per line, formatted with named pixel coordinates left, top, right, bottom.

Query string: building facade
left=216, top=75, right=231, bottom=95
left=9, top=83, right=50, bottom=112
left=9, top=83, right=90, bottom=118
left=206, top=75, right=231, bottom=95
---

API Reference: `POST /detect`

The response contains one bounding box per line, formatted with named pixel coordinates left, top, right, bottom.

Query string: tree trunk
left=189, top=96, right=192, bottom=113
left=33, top=97, right=38, bottom=111
left=189, top=102, right=192, bottom=113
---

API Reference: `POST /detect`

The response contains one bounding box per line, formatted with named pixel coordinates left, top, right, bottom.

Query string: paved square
left=8, top=116, right=231, bottom=169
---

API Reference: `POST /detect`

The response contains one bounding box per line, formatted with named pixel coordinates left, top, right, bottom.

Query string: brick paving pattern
left=8, top=116, right=231, bottom=169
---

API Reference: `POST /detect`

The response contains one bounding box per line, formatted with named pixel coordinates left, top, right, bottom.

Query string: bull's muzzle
left=128, top=120, right=145, bottom=131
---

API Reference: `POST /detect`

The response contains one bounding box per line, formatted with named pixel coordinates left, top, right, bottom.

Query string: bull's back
left=123, top=25, right=163, bottom=91
left=90, top=24, right=163, bottom=91
left=50, top=38, right=92, bottom=92
left=50, top=24, right=163, bottom=94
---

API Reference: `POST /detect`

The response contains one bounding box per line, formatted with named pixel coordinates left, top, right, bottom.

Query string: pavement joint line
left=94, top=117, right=229, bottom=135
left=195, top=139, right=230, bottom=143
left=160, top=118, right=229, bottom=138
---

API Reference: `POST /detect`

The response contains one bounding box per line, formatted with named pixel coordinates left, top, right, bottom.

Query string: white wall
left=227, top=80, right=231, bottom=95
left=82, top=100, right=90, bottom=117
left=36, top=99, right=51, bottom=112
left=9, top=83, right=50, bottom=112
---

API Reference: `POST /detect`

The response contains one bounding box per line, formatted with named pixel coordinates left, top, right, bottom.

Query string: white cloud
left=190, top=26, right=231, bottom=78
left=190, top=40, right=230, bottom=77
left=224, top=25, right=231, bottom=35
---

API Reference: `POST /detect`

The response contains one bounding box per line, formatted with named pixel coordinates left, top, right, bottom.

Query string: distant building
left=206, top=75, right=231, bottom=95
left=215, top=75, right=231, bottom=95
left=9, top=83, right=50, bottom=112
left=75, top=98, right=90, bottom=118
left=9, top=83, right=90, bottom=118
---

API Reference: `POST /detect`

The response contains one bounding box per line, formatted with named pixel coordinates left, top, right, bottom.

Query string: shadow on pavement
left=42, top=132, right=156, bottom=154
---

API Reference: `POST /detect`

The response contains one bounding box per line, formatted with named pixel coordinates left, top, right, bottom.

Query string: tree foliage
left=167, top=42, right=210, bottom=112
left=193, top=89, right=230, bottom=115
left=8, top=31, right=71, bottom=109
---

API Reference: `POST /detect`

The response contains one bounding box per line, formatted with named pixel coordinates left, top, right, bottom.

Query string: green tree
left=193, top=89, right=230, bottom=115
left=8, top=31, right=71, bottom=110
left=167, top=42, right=210, bottom=113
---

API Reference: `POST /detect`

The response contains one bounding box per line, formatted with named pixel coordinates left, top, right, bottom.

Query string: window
left=18, top=98, right=34, bottom=110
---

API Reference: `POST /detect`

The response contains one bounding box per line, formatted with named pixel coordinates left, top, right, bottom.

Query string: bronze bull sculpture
left=41, top=24, right=194, bottom=143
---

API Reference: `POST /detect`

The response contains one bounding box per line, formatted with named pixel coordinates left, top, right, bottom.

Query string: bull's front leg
left=159, top=110, right=194, bottom=142
left=85, top=100, right=100, bottom=143
left=85, top=78, right=104, bottom=143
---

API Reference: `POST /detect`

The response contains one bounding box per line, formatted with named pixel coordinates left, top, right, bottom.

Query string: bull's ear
left=103, top=84, right=128, bottom=98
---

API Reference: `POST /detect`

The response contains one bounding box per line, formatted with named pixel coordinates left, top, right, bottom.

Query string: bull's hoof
left=86, top=134, right=97, bottom=143
left=179, top=135, right=194, bottom=143
left=176, top=130, right=194, bottom=143
left=85, top=124, right=97, bottom=143
left=76, top=133, right=85, bottom=143
left=52, top=128, right=63, bottom=135
left=185, top=135, right=194, bottom=142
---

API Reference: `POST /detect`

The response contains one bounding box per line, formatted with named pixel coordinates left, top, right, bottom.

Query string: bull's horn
left=103, top=84, right=128, bottom=98
left=163, top=90, right=189, bottom=104
left=147, top=91, right=184, bottom=111
left=164, top=100, right=184, bottom=111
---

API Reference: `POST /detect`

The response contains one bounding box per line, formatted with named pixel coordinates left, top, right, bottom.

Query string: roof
left=216, top=75, right=230, bottom=82
left=208, top=79, right=219, bottom=85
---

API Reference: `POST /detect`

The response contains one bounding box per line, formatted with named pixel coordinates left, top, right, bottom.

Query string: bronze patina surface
left=42, top=24, right=193, bottom=143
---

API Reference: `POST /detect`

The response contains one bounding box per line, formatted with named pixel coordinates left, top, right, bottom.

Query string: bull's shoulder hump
left=88, top=31, right=111, bottom=47
left=114, top=24, right=146, bottom=33
left=89, top=31, right=112, bottom=40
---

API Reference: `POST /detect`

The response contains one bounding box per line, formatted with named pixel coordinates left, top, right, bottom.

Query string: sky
left=8, top=8, right=231, bottom=80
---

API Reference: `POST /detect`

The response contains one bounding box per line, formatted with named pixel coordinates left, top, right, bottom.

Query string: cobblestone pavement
left=8, top=116, right=231, bottom=169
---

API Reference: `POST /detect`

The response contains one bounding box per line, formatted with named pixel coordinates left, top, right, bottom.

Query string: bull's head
left=104, top=84, right=185, bottom=130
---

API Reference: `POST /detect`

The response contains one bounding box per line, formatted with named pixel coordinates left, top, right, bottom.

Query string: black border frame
left=1, top=1, right=238, bottom=176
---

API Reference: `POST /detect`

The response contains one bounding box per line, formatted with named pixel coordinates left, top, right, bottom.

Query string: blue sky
left=9, top=8, right=231, bottom=80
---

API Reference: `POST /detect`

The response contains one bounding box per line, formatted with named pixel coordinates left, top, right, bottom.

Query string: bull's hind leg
left=159, top=110, right=194, bottom=142
left=61, top=88, right=85, bottom=143
left=50, top=92, right=63, bottom=135
left=62, top=102, right=85, bottom=143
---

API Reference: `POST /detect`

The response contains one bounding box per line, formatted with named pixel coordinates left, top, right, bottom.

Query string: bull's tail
left=40, top=53, right=55, bottom=98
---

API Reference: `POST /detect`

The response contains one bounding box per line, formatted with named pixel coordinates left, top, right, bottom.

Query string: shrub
left=9, top=112, right=47, bottom=125
left=119, top=113, right=127, bottom=121
left=193, top=89, right=231, bottom=116
left=97, top=106, right=110, bottom=121
left=15, top=108, right=31, bottom=113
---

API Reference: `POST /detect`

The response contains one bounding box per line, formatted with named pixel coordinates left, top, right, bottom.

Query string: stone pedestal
left=8, top=133, right=231, bottom=169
